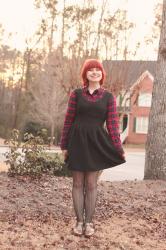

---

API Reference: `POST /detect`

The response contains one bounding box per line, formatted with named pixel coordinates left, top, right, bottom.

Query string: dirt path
left=0, top=173, right=166, bottom=249
left=0, top=162, right=8, bottom=172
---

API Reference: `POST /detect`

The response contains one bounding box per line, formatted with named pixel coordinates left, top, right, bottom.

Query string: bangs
left=84, top=59, right=103, bottom=71
left=81, top=59, right=106, bottom=86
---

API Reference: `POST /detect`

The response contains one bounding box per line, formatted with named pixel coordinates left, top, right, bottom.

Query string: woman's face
left=86, top=68, right=102, bottom=83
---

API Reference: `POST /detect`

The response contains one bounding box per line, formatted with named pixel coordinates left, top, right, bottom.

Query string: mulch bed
left=0, top=172, right=166, bottom=250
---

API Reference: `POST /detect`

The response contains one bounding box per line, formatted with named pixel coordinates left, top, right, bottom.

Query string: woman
left=60, top=59, right=125, bottom=237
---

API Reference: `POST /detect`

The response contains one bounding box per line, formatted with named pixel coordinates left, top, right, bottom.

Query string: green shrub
left=4, top=129, right=71, bottom=177
left=23, top=121, right=43, bottom=136
left=36, top=151, right=72, bottom=177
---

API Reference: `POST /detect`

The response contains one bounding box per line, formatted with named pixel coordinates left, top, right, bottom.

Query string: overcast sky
left=0, top=0, right=162, bottom=59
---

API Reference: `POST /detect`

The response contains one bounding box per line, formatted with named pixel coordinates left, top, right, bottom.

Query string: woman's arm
left=60, top=90, right=77, bottom=150
left=106, top=94, right=125, bottom=156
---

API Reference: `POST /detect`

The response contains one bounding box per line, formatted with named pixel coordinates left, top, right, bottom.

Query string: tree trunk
left=50, top=122, right=55, bottom=146
left=61, top=0, right=66, bottom=57
left=49, top=15, right=55, bottom=54
left=95, top=0, right=107, bottom=57
left=144, top=0, right=166, bottom=180
left=12, top=54, right=26, bottom=129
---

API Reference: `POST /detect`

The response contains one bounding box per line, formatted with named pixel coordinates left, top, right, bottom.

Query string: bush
left=36, top=151, right=72, bottom=177
left=23, top=121, right=43, bottom=136
left=22, top=122, right=50, bottom=144
left=4, top=129, right=71, bottom=177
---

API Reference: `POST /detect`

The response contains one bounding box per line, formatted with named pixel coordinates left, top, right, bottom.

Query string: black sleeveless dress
left=65, top=88, right=126, bottom=172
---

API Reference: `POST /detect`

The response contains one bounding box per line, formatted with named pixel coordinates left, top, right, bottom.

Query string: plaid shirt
left=60, top=87, right=124, bottom=154
left=60, top=90, right=77, bottom=150
left=106, top=94, right=124, bottom=154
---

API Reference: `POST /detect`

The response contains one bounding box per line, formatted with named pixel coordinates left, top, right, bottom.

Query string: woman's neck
left=88, top=82, right=100, bottom=90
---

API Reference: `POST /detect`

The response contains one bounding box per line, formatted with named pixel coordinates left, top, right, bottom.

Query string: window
left=138, top=93, right=152, bottom=107
left=135, top=117, right=149, bottom=134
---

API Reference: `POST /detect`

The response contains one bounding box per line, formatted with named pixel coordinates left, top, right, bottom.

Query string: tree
left=102, top=8, right=134, bottom=60
left=144, top=1, right=166, bottom=180
left=28, top=49, right=67, bottom=145
left=144, top=2, right=162, bottom=57
left=94, top=0, right=108, bottom=57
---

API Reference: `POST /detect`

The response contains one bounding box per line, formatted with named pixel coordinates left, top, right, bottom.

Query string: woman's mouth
left=91, top=75, right=100, bottom=78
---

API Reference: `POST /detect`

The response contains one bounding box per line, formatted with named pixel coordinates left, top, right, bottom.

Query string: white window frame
left=136, top=117, right=149, bottom=134
left=138, top=92, right=152, bottom=107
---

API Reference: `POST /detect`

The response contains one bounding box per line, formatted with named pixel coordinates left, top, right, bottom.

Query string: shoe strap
left=85, top=222, right=94, bottom=227
left=76, top=222, right=84, bottom=226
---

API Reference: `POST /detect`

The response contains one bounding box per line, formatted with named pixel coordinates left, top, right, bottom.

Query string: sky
left=0, top=0, right=163, bottom=59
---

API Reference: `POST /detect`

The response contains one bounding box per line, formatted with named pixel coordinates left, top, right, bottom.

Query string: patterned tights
left=72, top=170, right=99, bottom=223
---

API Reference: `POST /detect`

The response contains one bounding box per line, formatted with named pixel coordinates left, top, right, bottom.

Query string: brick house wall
left=126, top=75, right=153, bottom=144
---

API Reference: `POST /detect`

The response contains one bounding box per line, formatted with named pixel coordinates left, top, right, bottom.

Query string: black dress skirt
left=65, top=88, right=126, bottom=172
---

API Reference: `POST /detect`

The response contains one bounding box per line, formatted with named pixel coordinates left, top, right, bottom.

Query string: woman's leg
left=84, top=171, right=99, bottom=223
left=72, top=170, right=85, bottom=222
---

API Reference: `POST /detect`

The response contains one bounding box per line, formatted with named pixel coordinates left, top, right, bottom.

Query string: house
left=103, top=60, right=157, bottom=144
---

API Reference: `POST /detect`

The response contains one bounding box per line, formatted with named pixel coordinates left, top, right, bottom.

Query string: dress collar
left=84, top=86, right=102, bottom=95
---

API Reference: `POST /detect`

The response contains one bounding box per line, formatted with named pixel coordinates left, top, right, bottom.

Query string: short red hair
left=81, top=59, right=106, bottom=87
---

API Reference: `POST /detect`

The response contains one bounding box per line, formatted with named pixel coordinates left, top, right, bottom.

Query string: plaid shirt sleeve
left=106, top=94, right=124, bottom=155
left=60, top=90, right=77, bottom=150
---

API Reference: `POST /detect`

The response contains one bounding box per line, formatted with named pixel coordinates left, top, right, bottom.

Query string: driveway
left=0, top=146, right=146, bottom=181
left=99, top=151, right=145, bottom=181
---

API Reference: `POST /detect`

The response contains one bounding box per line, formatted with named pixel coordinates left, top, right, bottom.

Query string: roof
left=103, top=60, right=157, bottom=88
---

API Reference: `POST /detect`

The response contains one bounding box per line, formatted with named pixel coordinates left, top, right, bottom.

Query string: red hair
left=81, top=59, right=106, bottom=87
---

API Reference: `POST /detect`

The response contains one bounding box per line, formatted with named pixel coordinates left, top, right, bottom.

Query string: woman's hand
left=121, top=152, right=126, bottom=160
left=62, top=150, right=68, bottom=161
